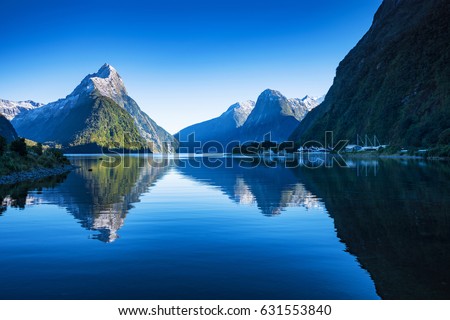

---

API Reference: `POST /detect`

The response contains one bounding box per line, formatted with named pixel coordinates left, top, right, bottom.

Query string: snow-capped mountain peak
left=0, top=99, right=44, bottom=120
left=298, top=95, right=320, bottom=111
left=314, top=95, right=325, bottom=104
left=11, top=64, right=177, bottom=153
left=260, top=89, right=284, bottom=101
left=96, top=63, right=117, bottom=78
left=228, top=100, right=256, bottom=127
left=221, top=100, right=256, bottom=128
left=70, top=63, right=128, bottom=107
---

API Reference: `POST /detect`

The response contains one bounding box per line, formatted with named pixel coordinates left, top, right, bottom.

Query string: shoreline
left=0, top=165, right=76, bottom=185
left=343, top=153, right=449, bottom=161
left=343, top=153, right=423, bottom=160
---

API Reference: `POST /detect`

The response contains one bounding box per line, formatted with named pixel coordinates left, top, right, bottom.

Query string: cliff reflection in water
left=296, top=159, right=450, bottom=299
left=1, top=155, right=449, bottom=299
left=176, top=157, right=450, bottom=299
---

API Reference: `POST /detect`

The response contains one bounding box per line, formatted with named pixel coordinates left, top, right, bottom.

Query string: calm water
left=0, top=155, right=449, bottom=300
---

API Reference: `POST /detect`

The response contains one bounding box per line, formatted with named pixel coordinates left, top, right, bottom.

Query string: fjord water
left=0, top=156, right=449, bottom=300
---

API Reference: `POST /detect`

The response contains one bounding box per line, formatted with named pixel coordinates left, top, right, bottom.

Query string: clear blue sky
left=0, top=0, right=382, bottom=133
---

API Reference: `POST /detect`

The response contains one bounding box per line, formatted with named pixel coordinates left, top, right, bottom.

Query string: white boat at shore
left=298, top=146, right=331, bottom=154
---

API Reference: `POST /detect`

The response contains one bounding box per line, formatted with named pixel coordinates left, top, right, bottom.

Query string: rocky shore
left=0, top=165, right=76, bottom=185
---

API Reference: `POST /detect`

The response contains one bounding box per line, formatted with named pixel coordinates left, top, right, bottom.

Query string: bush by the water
left=10, top=138, right=28, bottom=156
left=0, top=138, right=70, bottom=176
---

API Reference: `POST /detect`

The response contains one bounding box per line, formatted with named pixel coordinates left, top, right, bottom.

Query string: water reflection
left=0, top=157, right=169, bottom=242
left=176, top=157, right=450, bottom=299
left=54, top=157, right=169, bottom=242
left=0, top=155, right=449, bottom=299
left=0, top=174, right=69, bottom=212
left=176, top=158, right=323, bottom=216
left=295, top=159, right=450, bottom=299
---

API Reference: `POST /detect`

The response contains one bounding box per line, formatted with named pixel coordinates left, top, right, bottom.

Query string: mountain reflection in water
left=0, top=155, right=449, bottom=299
left=1, top=157, right=169, bottom=242
left=175, top=158, right=323, bottom=216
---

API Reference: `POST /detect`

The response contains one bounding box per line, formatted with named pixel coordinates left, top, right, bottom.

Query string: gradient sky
left=0, top=0, right=382, bottom=133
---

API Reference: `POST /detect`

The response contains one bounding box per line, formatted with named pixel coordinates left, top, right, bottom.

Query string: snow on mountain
left=71, top=63, right=128, bottom=107
left=12, top=64, right=129, bottom=124
left=12, top=64, right=177, bottom=153
left=287, top=95, right=321, bottom=121
left=177, top=89, right=322, bottom=151
left=223, top=100, right=256, bottom=128
left=0, top=99, right=44, bottom=120
left=239, top=89, right=322, bottom=142
left=175, top=100, right=256, bottom=151
left=313, top=95, right=326, bottom=105
left=293, top=95, right=323, bottom=110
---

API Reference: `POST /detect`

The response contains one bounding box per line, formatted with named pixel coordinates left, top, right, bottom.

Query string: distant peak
left=226, top=100, right=255, bottom=112
left=69, top=63, right=127, bottom=101
left=100, top=63, right=114, bottom=71
left=256, top=89, right=287, bottom=105
left=95, top=63, right=117, bottom=78
left=261, top=88, right=283, bottom=97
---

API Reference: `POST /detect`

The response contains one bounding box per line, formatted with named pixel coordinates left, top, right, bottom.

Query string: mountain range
left=0, top=99, right=44, bottom=121
left=7, top=64, right=177, bottom=153
left=176, top=90, right=322, bottom=152
left=238, top=90, right=320, bottom=142
left=175, top=100, right=255, bottom=152
left=1, top=0, right=448, bottom=154
left=1, top=70, right=322, bottom=153
left=290, top=0, right=450, bottom=150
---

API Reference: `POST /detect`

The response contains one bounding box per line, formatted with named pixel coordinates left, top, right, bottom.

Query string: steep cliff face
left=297, top=161, right=450, bottom=299
left=0, top=115, right=18, bottom=143
left=291, top=0, right=450, bottom=147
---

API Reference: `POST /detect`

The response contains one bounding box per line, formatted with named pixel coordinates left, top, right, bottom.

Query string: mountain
left=175, top=100, right=255, bottom=151
left=12, top=64, right=176, bottom=153
left=0, top=115, right=18, bottom=143
left=239, top=89, right=319, bottom=142
left=313, top=95, right=325, bottom=105
left=176, top=89, right=320, bottom=152
left=289, top=95, right=322, bottom=114
left=290, top=0, right=450, bottom=149
left=54, top=94, right=147, bottom=152
left=0, top=99, right=44, bottom=121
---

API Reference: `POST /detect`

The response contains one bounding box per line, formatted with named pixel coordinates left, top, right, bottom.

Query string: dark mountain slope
left=291, top=0, right=450, bottom=148
left=0, top=115, right=18, bottom=143
left=175, top=101, right=255, bottom=152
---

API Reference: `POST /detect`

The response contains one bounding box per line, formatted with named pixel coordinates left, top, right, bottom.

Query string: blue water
left=1, top=156, right=449, bottom=299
